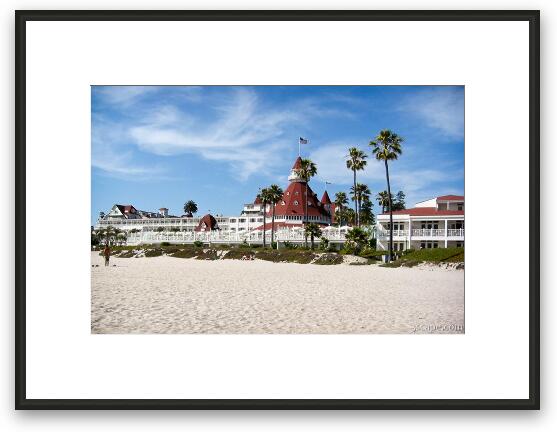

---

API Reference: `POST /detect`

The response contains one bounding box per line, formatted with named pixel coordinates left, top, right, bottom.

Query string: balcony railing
left=378, top=228, right=464, bottom=238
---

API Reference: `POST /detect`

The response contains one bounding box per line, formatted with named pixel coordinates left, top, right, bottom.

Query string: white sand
left=91, top=252, right=464, bottom=334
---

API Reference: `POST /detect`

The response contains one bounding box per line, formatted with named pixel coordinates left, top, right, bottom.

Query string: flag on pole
left=299, top=137, right=309, bottom=145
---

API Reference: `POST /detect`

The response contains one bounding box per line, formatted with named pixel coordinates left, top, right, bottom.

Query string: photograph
left=91, top=85, right=465, bottom=334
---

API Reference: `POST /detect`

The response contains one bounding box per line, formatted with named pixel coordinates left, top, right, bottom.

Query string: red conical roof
left=291, top=156, right=303, bottom=170
left=272, top=182, right=331, bottom=219
left=254, top=196, right=262, bottom=205
left=194, top=214, right=219, bottom=232
left=321, top=191, right=331, bottom=205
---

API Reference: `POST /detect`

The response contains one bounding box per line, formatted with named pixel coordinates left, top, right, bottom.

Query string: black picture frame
left=15, top=9, right=540, bottom=410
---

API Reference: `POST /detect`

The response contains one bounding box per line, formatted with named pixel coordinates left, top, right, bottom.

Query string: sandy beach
left=91, top=252, right=464, bottom=334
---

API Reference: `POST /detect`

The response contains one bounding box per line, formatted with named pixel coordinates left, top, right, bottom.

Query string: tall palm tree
left=266, top=184, right=284, bottom=248
left=304, top=223, right=322, bottom=250
left=299, top=158, right=318, bottom=247
left=376, top=190, right=391, bottom=213
left=334, top=191, right=348, bottom=226
left=183, top=200, right=198, bottom=217
left=370, top=130, right=403, bottom=262
left=346, top=148, right=368, bottom=226
left=257, top=188, right=271, bottom=248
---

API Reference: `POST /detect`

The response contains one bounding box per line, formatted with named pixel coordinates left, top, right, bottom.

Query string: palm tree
left=334, top=192, right=348, bottom=226
left=183, top=200, right=198, bottom=217
left=370, top=130, right=403, bottom=262
left=345, top=226, right=369, bottom=254
left=304, top=223, right=322, bottom=250
left=376, top=190, right=391, bottom=213
left=346, top=148, right=368, bottom=226
left=257, top=188, right=271, bottom=248
left=266, top=184, right=284, bottom=248
left=351, top=183, right=371, bottom=224
left=299, top=158, right=318, bottom=247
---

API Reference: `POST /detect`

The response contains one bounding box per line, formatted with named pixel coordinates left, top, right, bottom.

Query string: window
left=239, top=218, right=246, bottom=223
left=229, top=218, right=236, bottom=223
left=286, top=191, right=290, bottom=195
left=295, top=191, right=299, bottom=195
left=281, top=201, right=285, bottom=205
left=457, top=204, right=463, bottom=211
left=293, top=200, right=299, bottom=205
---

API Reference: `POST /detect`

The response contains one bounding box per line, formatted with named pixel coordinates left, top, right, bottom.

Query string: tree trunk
left=262, top=200, right=266, bottom=249
left=353, top=169, right=358, bottom=226
left=271, top=204, right=276, bottom=248
left=385, top=160, right=393, bottom=262
left=311, top=233, right=314, bottom=250
left=304, top=182, right=308, bottom=247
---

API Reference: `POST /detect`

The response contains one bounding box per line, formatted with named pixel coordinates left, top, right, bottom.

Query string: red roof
left=321, top=191, right=332, bottom=205
left=382, top=208, right=464, bottom=216
left=195, top=214, right=219, bottom=231
left=437, top=195, right=464, bottom=201
left=254, top=196, right=262, bottom=205
left=291, top=156, right=302, bottom=170
left=254, top=222, right=303, bottom=231
left=272, top=181, right=331, bottom=218
left=116, top=204, right=137, bottom=216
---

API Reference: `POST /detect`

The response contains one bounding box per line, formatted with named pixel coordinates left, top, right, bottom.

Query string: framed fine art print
left=15, top=10, right=540, bottom=409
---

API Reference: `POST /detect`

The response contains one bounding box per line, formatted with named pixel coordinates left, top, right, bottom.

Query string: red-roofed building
left=376, top=195, right=464, bottom=251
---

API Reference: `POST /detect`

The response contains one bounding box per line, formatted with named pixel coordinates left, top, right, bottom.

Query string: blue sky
left=91, top=85, right=464, bottom=224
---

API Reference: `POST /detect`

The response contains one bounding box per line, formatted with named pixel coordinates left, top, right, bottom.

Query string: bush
left=223, top=249, right=255, bottom=260
left=313, top=253, right=343, bottom=265
left=403, top=247, right=464, bottom=263
left=196, top=249, right=218, bottom=260
left=358, top=248, right=388, bottom=259
left=144, top=249, right=163, bottom=257
left=319, top=237, right=330, bottom=251
left=193, top=240, right=204, bottom=247
left=256, top=249, right=316, bottom=264
left=161, top=241, right=171, bottom=247
left=171, top=249, right=200, bottom=259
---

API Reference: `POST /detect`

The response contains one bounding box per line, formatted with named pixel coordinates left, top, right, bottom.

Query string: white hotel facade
left=376, top=195, right=464, bottom=251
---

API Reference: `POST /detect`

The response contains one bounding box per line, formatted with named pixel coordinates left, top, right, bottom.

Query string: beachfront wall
left=122, top=227, right=349, bottom=247
left=376, top=215, right=464, bottom=251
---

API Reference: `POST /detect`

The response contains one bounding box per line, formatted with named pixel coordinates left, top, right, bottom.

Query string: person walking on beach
left=103, top=244, right=111, bottom=267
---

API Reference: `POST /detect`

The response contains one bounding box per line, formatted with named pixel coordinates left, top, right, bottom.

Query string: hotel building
left=376, top=195, right=464, bottom=251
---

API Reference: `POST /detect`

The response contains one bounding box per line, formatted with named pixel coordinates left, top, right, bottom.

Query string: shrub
left=144, top=249, right=163, bottom=257
left=256, top=249, right=316, bottom=264
left=196, top=249, right=218, bottom=260
left=171, top=249, right=200, bottom=259
left=223, top=249, right=255, bottom=260
left=193, top=240, right=204, bottom=248
left=402, top=247, right=464, bottom=263
left=318, top=237, right=330, bottom=251
left=313, top=253, right=343, bottom=265
left=161, top=241, right=171, bottom=247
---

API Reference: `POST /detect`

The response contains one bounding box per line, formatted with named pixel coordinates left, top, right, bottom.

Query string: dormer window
left=457, top=204, right=463, bottom=211
left=293, top=200, right=299, bottom=205
left=295, top=191, right=299, bottom=195
left=286, top=191, right=290, bottom=196
left=281, top=201, right=285, bottom=205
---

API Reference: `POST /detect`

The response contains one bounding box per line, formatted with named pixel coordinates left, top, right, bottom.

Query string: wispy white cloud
left=125, top=88, right=328, bottom=181
left=399, top=87, right=464, bottom=139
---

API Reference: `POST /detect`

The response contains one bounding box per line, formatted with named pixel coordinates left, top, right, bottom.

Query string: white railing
left=377, top=228, right=465, bottom=238
left=124, top=228, right=348, bottom=246
left=377, top=230, right=408, bottom=238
